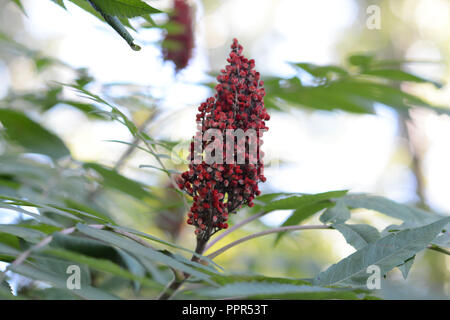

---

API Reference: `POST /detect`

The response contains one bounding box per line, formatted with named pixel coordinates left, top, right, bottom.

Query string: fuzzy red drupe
left=177, top=39, right=270, bottom=240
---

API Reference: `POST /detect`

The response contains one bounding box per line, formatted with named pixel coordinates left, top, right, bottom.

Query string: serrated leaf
left=333, top=223, right=380, bottom=250
left=0, top=109, right=70, bottom=160
left=314, top=217, right=450, bottom=286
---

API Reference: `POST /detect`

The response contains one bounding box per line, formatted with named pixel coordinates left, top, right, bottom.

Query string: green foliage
left=49, top=0, right=163, bottom=50
left=0, top=109, right=71, bottom=161
left=265, top=56, right=448, bottom=115
left=1, top=4, right=449, bottom=300
left=314, top=217, right=450, bottom=287
left=332, top=224, right=380, bottom=250
left=89, top=0, right=161, bottom=18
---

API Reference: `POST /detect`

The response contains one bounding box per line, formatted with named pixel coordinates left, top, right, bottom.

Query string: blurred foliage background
left=0, top=0, right=449, bottom=299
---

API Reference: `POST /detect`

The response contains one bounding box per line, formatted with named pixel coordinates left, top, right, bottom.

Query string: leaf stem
left=157, top=236, right=208, bottom=300
left=204, top=211, right=267, bottom=252
left=207, top=224, right=332, bottom=259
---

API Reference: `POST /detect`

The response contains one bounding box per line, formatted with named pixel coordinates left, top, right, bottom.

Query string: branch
left=204, top=211, right=267, bottom=252
left=207, top=224, right=332, bottom=259
left=157, top=236, right=208, bottom=300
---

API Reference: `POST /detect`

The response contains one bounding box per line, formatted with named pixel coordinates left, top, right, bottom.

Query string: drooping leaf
left=43, top=248, right=161, bottom=289
left=83, top=162, right=150, bottom=200
left=339, top=194, right=442, bottom=226
left=397, top=255, right=415, bottom=279
left=292, top=63, right=348, bottom=79
left=10, top=263, right=119, bottom=300
left=320, top=200, right=351, bottom=224
left=263, top=190, right=348, bottom=213
left=76, top=224, right=215, bottom=283
left=11, top=0, right=26, bottom=14
left=361, top=69, right=442, bottom=88
left=0, top=109, right=70, bottom=160
left=0, top=224, right=46, bottom=243
left=333, top=223, right=380, bottom=250
left=314, top=217, right=450, bottom=286
left=87, top=1, right=141, bottom=51
left=89, top=0, right=161, bottom=18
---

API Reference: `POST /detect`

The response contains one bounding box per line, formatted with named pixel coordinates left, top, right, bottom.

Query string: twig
left=88, top=112, right=157, bottom=201
left=109, top=226, right=156, bottom=250
left=114, top=113, right=157, bottom=171
left=139, top=135, right=189, bottom=211
left=207, top=224, right=332, bottom=259
left=157, top=236, right=208, bottom=300
left=204, top=211, right=267, bottom=252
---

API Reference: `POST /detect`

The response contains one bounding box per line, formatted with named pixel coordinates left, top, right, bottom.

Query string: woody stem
left=157, top=236, right=208, bottom=300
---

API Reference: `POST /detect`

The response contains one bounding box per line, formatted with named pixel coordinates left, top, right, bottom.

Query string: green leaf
left=84, top=162, right=150, bottom=200
left=340, top=194, right=442, bottom=225
left=0, top=242, right=21, bottom=257
left=11, top=0, right=26, bottom=15
left=0, top=225, right=46, bottom=243
left=314, top=217, right=450, bottom=286
left=115, top=248, right=147, bottom=292
left=333, top=223, right=380, bottom=250
left=0, top=109, right=70, bottom=160
left=51, top=0, right=66, bottom=9
left=361, top=69, right=442, bottom=88
left=397, top=255, right=415, bottom=279
left=348, top=54, right=374, bottom=70
left=320, top=200, right=351, bottom=224
left=0, top=202, right=63, bottom=227
left=266, top=78, right=374, bottom=114
left=292, top=63, right=348, bottom=79
left=33, top=255, right=91, bottom=286
left=43, top=248, right=161, bottom=289
left=432, top=232, right=450, bottom=248
left=194, top=281, right=367, bottom=299
left=263, top=190, right=348, bottom=213
left=109, top=225, right=220, bottom=269
left=88, top=1, right=141, bottom=51
left=10, top=263, right=119, bottom=300
left=76, top=224, right=215, bottom=283
left=90, top=0, right=161, bottom=18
